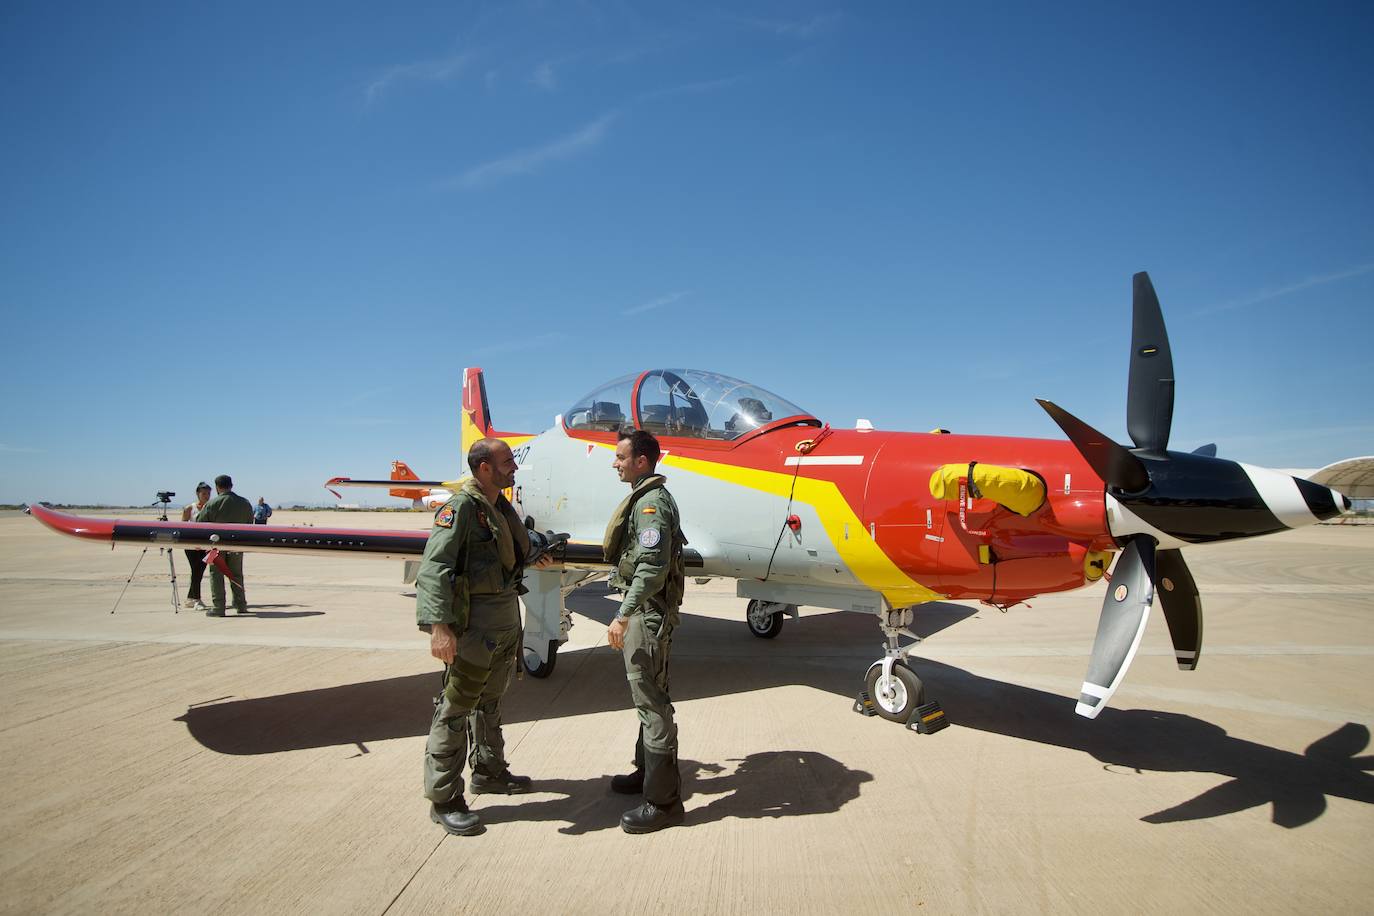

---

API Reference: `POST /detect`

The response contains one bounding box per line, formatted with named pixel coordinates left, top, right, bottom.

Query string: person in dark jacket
left=196, top=474, right=254, bottom=616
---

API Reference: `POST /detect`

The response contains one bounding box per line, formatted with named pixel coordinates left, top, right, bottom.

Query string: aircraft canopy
left=564, top=369, right=818, bottom=441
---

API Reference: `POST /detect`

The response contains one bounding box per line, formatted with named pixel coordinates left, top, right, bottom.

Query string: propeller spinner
left=1040, top=272, right=1349, bottom=719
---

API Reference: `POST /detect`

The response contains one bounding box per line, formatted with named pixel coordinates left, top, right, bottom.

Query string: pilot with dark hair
left=417, top=437, right=552, bottom=836
left=195, top=474, right=254, bottom=616
left=605, top=428, right=687, bottom=833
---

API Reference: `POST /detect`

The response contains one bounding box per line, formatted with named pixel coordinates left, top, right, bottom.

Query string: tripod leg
left=165, top=549, right=181, bottom=614
left=112, top=548, right=149, bottom=615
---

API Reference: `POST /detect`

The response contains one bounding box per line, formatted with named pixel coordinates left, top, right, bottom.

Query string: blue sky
left=2, top=1, right=1371, bottom=506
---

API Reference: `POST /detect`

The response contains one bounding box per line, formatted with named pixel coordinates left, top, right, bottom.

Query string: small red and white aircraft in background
left=28, top=272, right=1352, bottom=725
left=325, top=460, right=455, bottom=511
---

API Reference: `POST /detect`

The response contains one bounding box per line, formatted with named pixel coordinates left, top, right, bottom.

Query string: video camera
left=155, top=491, right=176, bottom=504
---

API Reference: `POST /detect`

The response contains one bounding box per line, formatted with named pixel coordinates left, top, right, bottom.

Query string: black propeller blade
left=1077, top=538, right=1157, bottom=719
left=1126, top=271, right=1175, bottom=456
left=1043, top=272, right=1248, bottom=718
left=1036, top=399, right=1150, bottom=492
left=1155, top=548, right=1203, bottom=670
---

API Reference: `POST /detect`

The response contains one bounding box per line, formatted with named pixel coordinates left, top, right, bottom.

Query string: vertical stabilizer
left=388, top=460, right=427, bottom=501
left=462, top=367, right=495, bottom=458
left=460, top=368, right=534, bottom=462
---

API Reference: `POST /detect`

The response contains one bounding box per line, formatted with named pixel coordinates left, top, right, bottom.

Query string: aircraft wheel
left=746, top=600, right=785, bottom=638
left=864, top=661, right=924, bottom=723
left=523, top=641, right=558, bottom=678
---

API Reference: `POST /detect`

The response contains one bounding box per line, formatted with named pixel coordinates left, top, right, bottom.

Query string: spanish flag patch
left=641, top=506, right=657, bottom=514
left=435, top=506, right=455, bottom=529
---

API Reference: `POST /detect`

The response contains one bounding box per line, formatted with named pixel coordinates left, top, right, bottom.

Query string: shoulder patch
left=641, top=506, right=657, bottom=514
left=638, top=528, right=661, bottom=548
left=435, top=506, right=455, bottom=529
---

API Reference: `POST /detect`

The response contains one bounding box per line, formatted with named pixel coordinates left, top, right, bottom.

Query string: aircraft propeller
left=1034, top=272, right=1343, bottom=718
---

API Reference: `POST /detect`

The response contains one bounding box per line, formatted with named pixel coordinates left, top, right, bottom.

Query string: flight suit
left=605, top=473, right=686, bottom=825
left=418, top=479, right=530, bottom=808
left=196, top=490, right=254, bottom=614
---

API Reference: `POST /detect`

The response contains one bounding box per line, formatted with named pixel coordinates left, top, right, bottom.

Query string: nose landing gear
left=856, top=607, right=948, bottom=733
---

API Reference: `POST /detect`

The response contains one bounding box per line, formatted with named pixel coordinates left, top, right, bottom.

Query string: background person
left=253, top=497, right=272, bottom=524
left=196, top=474, right=254, bottom=616
left=181, top=482, right=212, bottom=611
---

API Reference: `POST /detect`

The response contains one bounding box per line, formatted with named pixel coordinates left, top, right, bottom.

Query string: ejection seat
left=725, top=396, right=773, bottom=435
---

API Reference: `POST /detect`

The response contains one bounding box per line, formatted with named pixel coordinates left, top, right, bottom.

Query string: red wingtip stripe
left=26, top=504, right=115, bottom=541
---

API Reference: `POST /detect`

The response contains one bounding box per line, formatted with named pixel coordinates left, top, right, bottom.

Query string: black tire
left=864, top=661, right=924, bottom=723
left=746, top=599, right=785, bottom=639
left=523, top=641, right=558, bottom=678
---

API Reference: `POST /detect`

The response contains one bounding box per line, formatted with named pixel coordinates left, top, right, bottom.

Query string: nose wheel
left=854, top=606, right=948, bottom=732
left=864, top=662, right=924, bottom=722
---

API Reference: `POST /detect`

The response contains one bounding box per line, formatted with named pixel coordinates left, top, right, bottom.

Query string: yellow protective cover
left=928, top=463, right=1046, bottom=517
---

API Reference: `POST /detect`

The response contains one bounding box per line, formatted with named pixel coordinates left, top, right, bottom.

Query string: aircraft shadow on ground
left=176, top=603, right=1374, bottom=828
left=475, top=751, right=872, bottom=834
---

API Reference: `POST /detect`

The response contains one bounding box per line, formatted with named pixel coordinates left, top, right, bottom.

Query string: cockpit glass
left=635, top=369, right=813, bottom=440
left=564, top=373, right=637, bottom=432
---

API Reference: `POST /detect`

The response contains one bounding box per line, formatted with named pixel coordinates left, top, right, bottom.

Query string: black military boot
left=470, top=770, right=532, bottom=795
left=620, top=751, right=684, bottom=834
left=611, top=769, right=644, bottom=794
left=611, top=734, right=646, bottom=794
left=430, top=797, right=483, bottom=836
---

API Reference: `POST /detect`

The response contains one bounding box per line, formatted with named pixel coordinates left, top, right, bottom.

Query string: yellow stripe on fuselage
left=659, top=452, right=943, bottom=608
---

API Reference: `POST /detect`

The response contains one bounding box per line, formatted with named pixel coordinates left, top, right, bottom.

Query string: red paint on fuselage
left=566, top=417, right=1115, bottom=605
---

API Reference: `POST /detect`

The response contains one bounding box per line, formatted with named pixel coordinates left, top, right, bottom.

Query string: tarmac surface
left=1, top=509, right=1372, bottom=914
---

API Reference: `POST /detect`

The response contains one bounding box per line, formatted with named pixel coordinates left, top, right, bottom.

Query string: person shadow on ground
left=473, top=750, right=872, bottom=835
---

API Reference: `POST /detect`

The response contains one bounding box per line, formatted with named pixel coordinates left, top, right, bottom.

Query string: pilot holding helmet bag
left=605, top=428, right=687, bottom=834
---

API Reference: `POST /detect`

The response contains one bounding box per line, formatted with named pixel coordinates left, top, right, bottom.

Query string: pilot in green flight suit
left=195, top=474, right=255, bottom=617
left=418, top=438, right=545, bottom=836
left=605, top=428, right=687, bottom=834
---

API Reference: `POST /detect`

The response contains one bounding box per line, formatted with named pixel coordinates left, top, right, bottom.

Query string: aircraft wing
left=325, top=477, right=458, bottom=489
left=25, top=504, right=702, bottom=569
left=324, top=476, right=460, bottom=497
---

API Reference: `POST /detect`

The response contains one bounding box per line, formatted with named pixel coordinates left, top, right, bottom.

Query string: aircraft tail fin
left=462, top=367, right=496, bottom=457
left=461, top=367, right=533, bottom=458
left=389, top=460, right=428, bottom=501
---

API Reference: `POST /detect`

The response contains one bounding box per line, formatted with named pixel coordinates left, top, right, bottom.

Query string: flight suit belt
left=466, top=592, right=521, bottom=632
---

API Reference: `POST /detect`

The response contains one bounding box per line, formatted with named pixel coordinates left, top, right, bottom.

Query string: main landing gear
left=745, top=599, right=796, bottom=638
left=857, top=607, right=948, bottom=733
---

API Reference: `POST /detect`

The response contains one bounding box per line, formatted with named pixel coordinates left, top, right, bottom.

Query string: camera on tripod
left=152, top=491, right=177, bottom=522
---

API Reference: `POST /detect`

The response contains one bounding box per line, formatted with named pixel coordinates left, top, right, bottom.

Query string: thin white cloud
left=529, top=61, right=558, bottom=91
left=624, top=291, right=689, bottom=316
left=445, top=112, right=618, bottom=191
left=635, top=76, right=739, bottom=103
left=366, top=53, right=472, bottom=105
left=1197, top=261, right=1374, bottom=316
left=736, top=12, right=842, bottom=39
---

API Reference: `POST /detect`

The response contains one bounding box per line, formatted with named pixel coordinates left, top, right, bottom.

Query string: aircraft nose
left=1242, top=464, right=1346, bottom=527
